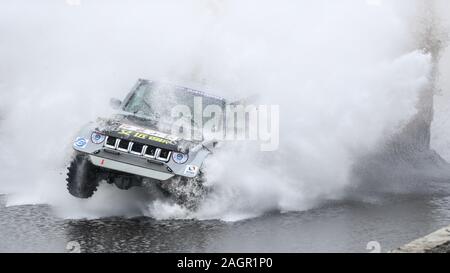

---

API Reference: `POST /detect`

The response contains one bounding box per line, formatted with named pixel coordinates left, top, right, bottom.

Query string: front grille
left=144, top=146, right=157, bottom=158
left=117, top=139, right=131, bottom=152
left=105, top=136, right=118, bottom=149
left=130, top=142, right=145, bottom=155
left=157, top=149, right=171, bottom=162
left=103, top=136, right=173, bottom=163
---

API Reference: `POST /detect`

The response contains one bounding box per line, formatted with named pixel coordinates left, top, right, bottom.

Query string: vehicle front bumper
left=89, top=155, right=175, bottom=181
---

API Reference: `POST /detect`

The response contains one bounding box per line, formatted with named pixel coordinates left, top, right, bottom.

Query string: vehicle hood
left=94, top=115, right=193, bottom=152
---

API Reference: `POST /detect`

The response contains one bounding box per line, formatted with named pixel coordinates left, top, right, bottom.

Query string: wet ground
left=428, top=241, right=450, bottom=253
left=1, top=189, right=450, bottom=253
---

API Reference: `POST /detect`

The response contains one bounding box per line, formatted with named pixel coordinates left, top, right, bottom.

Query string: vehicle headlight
left=172, top=152, right=189, bottom=164
left=91, top=132, right=106, bottom=144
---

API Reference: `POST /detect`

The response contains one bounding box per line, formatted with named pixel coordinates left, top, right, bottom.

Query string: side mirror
left=202, top=139, right=219, bottom=152
left=110, top=98, right=122, bottom=110
left=190, top=139, right=219, bottom=153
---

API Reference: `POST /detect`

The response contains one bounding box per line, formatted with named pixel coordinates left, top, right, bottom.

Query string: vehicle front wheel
left=66, top=154, right=100, bottom=198
left=157, top=171, right=208, bottom=210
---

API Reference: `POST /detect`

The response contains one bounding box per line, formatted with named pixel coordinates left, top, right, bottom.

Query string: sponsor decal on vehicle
left=184, top=165, right=199, bottom=176
left=117, top=124, right=179, bottom=145
left=74, top=137, right=88, bottom=149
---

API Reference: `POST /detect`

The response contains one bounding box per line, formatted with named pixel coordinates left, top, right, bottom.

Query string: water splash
left=0, top=0, right=444, bottom=221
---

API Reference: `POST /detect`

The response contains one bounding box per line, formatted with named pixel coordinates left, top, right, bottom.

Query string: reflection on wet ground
left=1, top=192, right=450, bottom=253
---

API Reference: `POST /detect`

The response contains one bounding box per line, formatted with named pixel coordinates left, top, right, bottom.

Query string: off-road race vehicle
left=67, top=79, right=226, bottom=208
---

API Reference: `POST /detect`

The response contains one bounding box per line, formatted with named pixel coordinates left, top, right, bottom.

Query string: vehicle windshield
left=123, top=82, right=226, bottom=127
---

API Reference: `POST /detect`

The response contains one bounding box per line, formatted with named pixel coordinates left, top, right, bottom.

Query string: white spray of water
left=431, top=0, right=450, bottom=161
left=0, top=0, right=434, bottom=220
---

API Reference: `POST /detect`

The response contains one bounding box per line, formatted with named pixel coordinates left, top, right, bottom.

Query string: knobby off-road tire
left=157, top=171, right=208, bottom=210
left=66, top=154, right=100, bottom=198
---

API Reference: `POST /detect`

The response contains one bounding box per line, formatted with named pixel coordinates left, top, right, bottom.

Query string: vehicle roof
left=136, top=79, right=226, bottom=102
